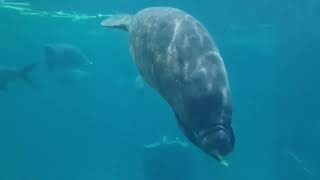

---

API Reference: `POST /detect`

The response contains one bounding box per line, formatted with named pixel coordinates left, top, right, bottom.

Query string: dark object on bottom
left=142, top=143, right=196, bottom=180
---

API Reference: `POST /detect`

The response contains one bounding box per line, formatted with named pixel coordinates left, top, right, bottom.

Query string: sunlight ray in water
left=0, top=0, right=111, bottom=22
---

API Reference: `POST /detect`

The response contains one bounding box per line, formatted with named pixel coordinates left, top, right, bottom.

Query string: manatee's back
left=45, top=44, right=89, bottom=71
left=128, top=7, right=228, bottom=106
left=129, top=7, right=187, bottom=92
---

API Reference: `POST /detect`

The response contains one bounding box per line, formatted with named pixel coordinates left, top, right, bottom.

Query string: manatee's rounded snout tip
left=202, top=127, right=234, bottom=165
left=213, top=129, right=234, bottom=156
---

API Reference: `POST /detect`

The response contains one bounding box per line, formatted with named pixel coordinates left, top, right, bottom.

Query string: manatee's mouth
left=200, top=124, right=234, bottom=160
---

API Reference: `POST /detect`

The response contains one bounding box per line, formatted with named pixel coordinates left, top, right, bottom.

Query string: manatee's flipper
left=0, top=81, right=8, bottom=91
left=19, top=62, right=38, bottom=84
left=101, top=14, right=133, bottom=31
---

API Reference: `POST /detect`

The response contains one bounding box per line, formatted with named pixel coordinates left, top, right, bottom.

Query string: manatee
left=101, top=7, right=235, bottom=165
left=44, top=43, right=93, bottom=72
left=0, top=62, right=38, bottom=91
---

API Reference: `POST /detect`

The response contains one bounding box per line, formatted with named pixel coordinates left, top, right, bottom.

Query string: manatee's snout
left=201, top=125, right=234, bottom=159
left=212, top=128, right=234, bottom=156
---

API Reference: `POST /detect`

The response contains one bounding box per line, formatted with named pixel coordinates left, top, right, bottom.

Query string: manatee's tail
left=101, top=14, right=133, bottom=31
left=19, top=62, right=38, bottom=85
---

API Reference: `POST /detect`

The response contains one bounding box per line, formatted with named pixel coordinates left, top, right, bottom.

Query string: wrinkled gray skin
left=44, top=43, right=92, bottom=72
left=102, top=7, right=235, bottom=161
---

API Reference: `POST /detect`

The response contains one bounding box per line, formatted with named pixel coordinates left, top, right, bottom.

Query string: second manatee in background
left=44, top=43, right=93, bottom=86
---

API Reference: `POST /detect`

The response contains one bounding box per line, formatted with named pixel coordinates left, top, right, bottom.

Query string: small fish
left=288, top=151, right=314, bottom=177
left=0, top=62, right=38, bottom=91
left=288, top=151, right=303, bottom=164
left=144, top=142, right=161, bottom=148
left=144, top=136, right=190, bottom=149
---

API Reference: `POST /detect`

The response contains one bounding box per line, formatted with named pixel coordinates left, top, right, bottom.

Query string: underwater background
left=0, top=0, right=319, bottom=180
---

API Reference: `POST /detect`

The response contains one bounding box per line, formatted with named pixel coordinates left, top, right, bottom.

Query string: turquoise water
left=0, top=0, right=319, bottom=180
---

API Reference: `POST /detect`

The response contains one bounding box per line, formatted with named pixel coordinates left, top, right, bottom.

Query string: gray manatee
left=101, top=7, right=235, bottom=165
left=44, top=43, right=93, bottom=72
